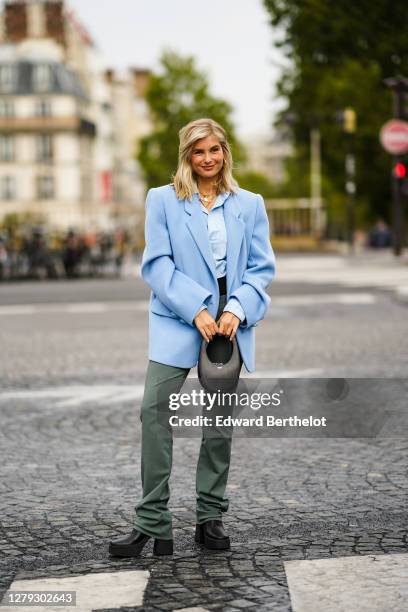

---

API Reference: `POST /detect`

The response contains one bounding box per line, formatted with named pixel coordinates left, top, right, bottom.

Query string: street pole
left=391, top=157, right=404, bottom=256
left=384, top=76, right=408, bottom=256
left=345, top=145, right=356, bottom=254
left=343, top=108, right=357, bottom=255
left=310, top=127, right=323, bottom=238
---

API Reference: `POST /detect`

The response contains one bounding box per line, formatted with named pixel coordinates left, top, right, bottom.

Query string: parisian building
left=0, top=0, right=150, bottom=231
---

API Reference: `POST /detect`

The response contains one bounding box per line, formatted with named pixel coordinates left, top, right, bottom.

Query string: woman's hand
left=217, top=312, right=240, bottom=341
left=194, top=309, right=220, bottom=342
left=194, top=309, right=241, bottom=343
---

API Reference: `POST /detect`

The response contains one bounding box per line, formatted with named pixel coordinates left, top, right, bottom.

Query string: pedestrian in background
left=368, top=219, right=392, bottom=249
left=109, top=117, right=276, bottom=558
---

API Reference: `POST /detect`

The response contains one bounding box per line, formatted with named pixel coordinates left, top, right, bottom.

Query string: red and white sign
left=380, top=119, right=408, bottom=155
left=100, top=170, right=112, bottom=202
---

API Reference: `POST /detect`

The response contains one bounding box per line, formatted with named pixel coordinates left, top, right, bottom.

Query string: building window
left=0, top=135, right=14, bottom=162
left=0, top=65, right=16, bottom=93
left=35, top=99, right=52, bottom=117
left=0, top=100, right=14, bottom=117
left=37, top=175, right=54, bottom=199
left=32, top=64, right=52, bottom=93
left=81, top=174, right=92, bottom=201
left=36, top=133, right=53, bottom=162
left=1, top=176, right=16, bottom=200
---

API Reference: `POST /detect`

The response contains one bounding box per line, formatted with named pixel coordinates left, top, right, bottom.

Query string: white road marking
left=0, top=292, right=377, bottom=318
left=0, top=371, right=329, bottom=409
left=1, top=570, right=149, bottom=612
left=129, top=255, right=408, bottom=295
left=174, top=608, right=210, bottom=612
left=65, top=303, right=109, bottom=313
left=271, top=255, right=408, bottom=296
left=0, top=302, right=149, bottom=316
left=0, top=305, right=38, bottom=315
left=0, top=385, right=145, bottom=408
left=285, top=553, right=408, bottom=612
left=272, top=292, right=376, bottom=306
left=243, top=368, right=325, bottom=378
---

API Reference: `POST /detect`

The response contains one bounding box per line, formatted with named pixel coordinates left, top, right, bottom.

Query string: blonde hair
left=172, top=117, right=239, bottom=201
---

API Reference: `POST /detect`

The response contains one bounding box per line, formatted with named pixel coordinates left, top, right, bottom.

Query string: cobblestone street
left=1, top=255, right=408, bottom=611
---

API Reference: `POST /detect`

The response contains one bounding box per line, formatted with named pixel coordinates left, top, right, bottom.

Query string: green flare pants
left=134, top=293, right=237, bottom=540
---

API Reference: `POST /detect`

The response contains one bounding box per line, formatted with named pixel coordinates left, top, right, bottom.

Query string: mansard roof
left=0, top=60, right=88, bottom=99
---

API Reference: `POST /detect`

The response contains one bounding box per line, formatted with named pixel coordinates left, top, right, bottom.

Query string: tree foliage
left=137, top=50, right=246, bottom=189
left=263, top=0, right=408, bottom=226
left=235, top=170, right=276, bottom=198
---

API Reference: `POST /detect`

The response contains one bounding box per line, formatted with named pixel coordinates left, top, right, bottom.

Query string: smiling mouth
left=203, top=165, right=215, bottom=170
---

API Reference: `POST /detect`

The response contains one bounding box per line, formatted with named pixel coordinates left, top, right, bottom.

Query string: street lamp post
left=335, top=107, right=357, bottom=254
left=344, top=108, right=357, bottom=255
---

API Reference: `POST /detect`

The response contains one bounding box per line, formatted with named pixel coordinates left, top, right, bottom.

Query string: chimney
left=27, top=0, right=46, bottom=38
left=4, top=1, right=28, bottom=42
left=44, top=0, right=65, bottom=46
left=2, top=1, right=66, bottom=46
left=105, top=68, right=115, bottom=84
left=130, top=68, right=151, bottom=97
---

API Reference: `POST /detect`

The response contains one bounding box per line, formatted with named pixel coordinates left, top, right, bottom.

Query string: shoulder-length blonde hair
left=172, top=117, right=239, bottom=201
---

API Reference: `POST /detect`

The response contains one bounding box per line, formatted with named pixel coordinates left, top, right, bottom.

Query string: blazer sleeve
left=227, top=194, right=276, bottom=329
left=141, top=188, right=212, bottom=326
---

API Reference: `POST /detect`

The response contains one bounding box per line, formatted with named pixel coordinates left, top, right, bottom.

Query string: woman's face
left=190, top=135, right=224, bottom=181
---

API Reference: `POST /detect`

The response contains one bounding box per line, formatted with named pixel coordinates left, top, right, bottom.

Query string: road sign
left=380, top=119, right=408, bottom=154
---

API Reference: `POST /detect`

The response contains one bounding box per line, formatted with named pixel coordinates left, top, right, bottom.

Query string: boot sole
left=153, top=538, right=174, bottom=556
left=109, top=537, right=173, bottom=558
left=195, top=524, right=230, bottom=550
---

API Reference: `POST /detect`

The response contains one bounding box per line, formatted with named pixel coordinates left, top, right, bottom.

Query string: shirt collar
left=194, top=190, right=230, bottom=210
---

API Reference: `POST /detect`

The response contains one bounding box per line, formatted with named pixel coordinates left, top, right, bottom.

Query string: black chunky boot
left=195, top=519, right=230, bottom=550
left=109, top=528, right=173, bottom=558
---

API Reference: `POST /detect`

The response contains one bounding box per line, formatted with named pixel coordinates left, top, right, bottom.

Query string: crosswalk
left=272, top=255, right=408, bottom=296
left=0, top=374, right=312, bottom=410
left=129, top=255, right=408, bottom=295
left=285, top=552, right=408, bottom=612
left=1, top=570, right=149, bottom=612
left=2, top=553, right=408, bottom=611
left=0, top=302, right=150, bottom=316
left=0, top=291, right=379, bottom=319
left=3, top=254, right=406, bottom=318
left=0, top=385, right=145, bottom=408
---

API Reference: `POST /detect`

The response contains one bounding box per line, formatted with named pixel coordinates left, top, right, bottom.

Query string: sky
left=63, top=0, right=288, bottom=140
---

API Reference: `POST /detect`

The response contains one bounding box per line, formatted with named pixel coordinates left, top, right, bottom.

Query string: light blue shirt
left=195, top=191, right=246, bottom=323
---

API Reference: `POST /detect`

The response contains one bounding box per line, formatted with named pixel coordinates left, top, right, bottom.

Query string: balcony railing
left=0, top=116, right=97, bottom=135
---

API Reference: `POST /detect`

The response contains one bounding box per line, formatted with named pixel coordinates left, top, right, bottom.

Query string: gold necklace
left=198, top=191, right=216, bottom=208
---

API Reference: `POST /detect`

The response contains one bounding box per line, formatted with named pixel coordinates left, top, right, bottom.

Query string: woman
left=109, top=117, right=276, bottom=558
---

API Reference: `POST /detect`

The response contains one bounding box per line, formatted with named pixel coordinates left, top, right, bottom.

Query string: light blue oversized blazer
left=141, top=184, right=276, bottom=373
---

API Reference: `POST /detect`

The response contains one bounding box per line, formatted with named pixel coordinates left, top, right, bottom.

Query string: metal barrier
left=265, top=198, right=326, bottom=238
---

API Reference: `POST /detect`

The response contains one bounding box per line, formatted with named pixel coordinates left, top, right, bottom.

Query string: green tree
left=137, top=50, right=245, bottom=189
left=235, top=170, right=276, bottom=198
left=0, top=211, right=45, bottom=235
left=263, top=0, right=408, bottom=228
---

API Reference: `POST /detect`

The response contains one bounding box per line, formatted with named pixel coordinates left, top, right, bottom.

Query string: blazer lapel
left=185, top=195, right=217, bottom=281
left=184, top=192, right=245, bottom=295
left=224, top=193, right=245, bottom=293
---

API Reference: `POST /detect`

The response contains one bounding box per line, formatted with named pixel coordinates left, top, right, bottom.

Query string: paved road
left=1, top=263, right=408, bottom=611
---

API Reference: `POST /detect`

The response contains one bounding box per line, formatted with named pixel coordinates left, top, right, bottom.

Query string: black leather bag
left=198, top=333, right=243, bottom=393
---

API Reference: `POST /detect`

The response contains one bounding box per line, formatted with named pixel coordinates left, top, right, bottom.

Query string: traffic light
left=393, top=160, right=408, bottom=196
left=393, top=161, right=406, bottom=179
